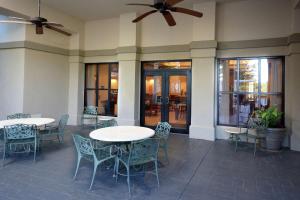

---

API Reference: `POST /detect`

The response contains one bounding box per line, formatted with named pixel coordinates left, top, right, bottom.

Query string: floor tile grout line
left=177, top=143, right=214, bottom=200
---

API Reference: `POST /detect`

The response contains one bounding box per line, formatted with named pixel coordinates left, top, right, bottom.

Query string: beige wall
left=23, top=49, right=69, bottom=120
left=0, top=48, right=25, bottom=120
left=84, top=18, right=119, bottom=50
left=216, top=0, right=291, bottom=41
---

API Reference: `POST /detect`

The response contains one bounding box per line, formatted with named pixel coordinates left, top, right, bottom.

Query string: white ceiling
left=41, top=0, right=243, bottom=21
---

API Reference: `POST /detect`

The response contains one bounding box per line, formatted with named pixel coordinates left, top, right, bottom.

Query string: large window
left=84, top=63, right=118, bottom=116
left=217, top=57, right=284, bottom=126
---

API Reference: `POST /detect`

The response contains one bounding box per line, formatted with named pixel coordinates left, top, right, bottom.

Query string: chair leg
left=2, top=144, right=6, bottom=167
left=33, top=141, right=37, bottom=162
left=126, top=165, right=131, bottom=195
left=73, top=156, right=82, bottom=180
left=154, top=160, right=160, bottom=187
left=89, top=163, right=99, bottom=190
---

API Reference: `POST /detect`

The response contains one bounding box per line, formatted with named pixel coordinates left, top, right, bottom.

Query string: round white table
left=90, top=126, right=155, bottom=142
left=0, top=118, right=55, bottom=129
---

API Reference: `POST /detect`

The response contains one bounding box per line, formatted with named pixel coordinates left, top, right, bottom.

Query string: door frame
left=140, top=61, right=192, bottom=134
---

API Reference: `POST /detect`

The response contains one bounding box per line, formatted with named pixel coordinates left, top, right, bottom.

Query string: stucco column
left=117, top=56, right=140, bottom=125
left=68, top=55, right=84, bottom=125
left=116, top=12, right=140, bottom=125
left=189, top=47, right=216, bottom=141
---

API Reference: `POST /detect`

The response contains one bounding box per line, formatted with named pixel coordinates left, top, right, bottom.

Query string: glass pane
left=218, top=93, right=238, bottom=125
left=110, top=64, right=118, bottom=116
left=168, top=76, right=187, bottom=128
left=98, top=90, right=108, bottom=115
left=261, top=58, right=283, bottom=93
left=143, top=61, right=191, bottom=70
left=238, top=94, right=259, bottom=125
left=86, top=64, right=97, bottom=88
left=86, top=90, right=96, bottom=106
left=144, top=76, right=162, bottom=126
left=260, top=95, right=283, bottom=111
left=219, top=60, right=237, bottom=92
left=98, top=64, right=109, bottom=89
left=239, top=59, right=259, bottom=92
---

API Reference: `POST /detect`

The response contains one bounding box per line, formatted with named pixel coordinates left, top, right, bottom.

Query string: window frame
left=216, top=56, right=285, bottom=127
left=84, top=62, right=119, bottom=117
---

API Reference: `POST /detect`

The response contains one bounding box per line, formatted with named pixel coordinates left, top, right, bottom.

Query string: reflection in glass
left=168, top=76, right=187, bottom=128
left=98, top=64, right=109, bottom=89
left=98, top=90, right=108, bottom=115
left=238, top=94, right=258, bottom=125
left=219, top=60, right=237, bottom=92
left=86, top=64, right=97, bottom=88
left=143, top=61, right=191, bottom=70
left=239, top=59, right=259, bottom=92
left=86, top=90, right=96, bottom=106
left=145, top=76, right=162, bottom=126
left=110, top=64, right=118, bottom=116
left=219, top=93, right=238, bottom=126
left=261, top=59, right=282, bottom=93
left=260, top=95, right=283, bottom=111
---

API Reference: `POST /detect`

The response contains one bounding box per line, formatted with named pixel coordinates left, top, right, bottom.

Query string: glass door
left=166, top=73, right=190, bottom=131
left=143, top=73, right=163, bottom=127
left=141, top=68, right=191, bottom=133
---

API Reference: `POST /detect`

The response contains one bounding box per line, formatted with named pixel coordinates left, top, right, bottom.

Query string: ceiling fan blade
left=45, top=25, right=72, bottom=36
left=43, top=22, right=64, bottom=27
left=132, top=10, right=157, bottom=23
left=127, top=3, right=154, bottom=7
left=162, top=11, right=176, bottom=26
left=165, top=0, right=184, bottom=6
left=171, top=7, right=203, bottom=17
left=0, top=20, right=32, bottom=24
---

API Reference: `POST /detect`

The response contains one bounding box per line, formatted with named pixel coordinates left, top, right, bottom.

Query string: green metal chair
left=115, top=138, right=160, bottom=195
left=154, top=122, right=172, bottom=163
left=7, top=113, right=31, bottom=119
left=72, top=134, right=116, bottom=190
left=81, top=106, right=98, bottom=129
left=96, top=118, right=118, bottom=129
left=3, top=124, right=38, bottom=166
left=39, top=114, right=69, bottom=144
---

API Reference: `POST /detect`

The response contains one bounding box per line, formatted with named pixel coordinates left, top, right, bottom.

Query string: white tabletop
left=224, top=127, right=247, bottom=134
left=0, top=118, right=55, bottom=129
left=90, top=126, right=155, bottom=142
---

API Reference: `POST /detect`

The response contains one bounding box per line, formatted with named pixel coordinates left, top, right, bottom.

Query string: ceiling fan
left=0, top=0, right=71, bottom=36
left=127, top=0, right=203, bottom=26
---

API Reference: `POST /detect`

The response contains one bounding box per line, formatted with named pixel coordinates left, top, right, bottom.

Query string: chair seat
left=6, top=138, right=35, bottom=145
left=118, top=153, right=156, bottom=166
left=225, top=127, right=247, bottom=135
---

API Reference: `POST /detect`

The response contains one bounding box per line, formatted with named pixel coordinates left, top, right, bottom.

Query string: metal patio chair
left=81, top=106, right=98, bottom=129
left=7, top=113, right=31, bottom=119
left=154, top=122, right=172, bottom=163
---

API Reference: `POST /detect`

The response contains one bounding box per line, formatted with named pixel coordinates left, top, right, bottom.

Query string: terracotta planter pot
left=265, top=128, right=286, bottom=151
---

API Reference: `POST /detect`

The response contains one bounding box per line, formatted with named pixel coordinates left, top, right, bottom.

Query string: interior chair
left=72, top=134, right=116, bottom=190
left=81, top=106, right=98, bottom=129
left=154, top=122, right=172, bottom=163
left=7, top=113, right=31, bottom=119
left=3, top=124, right=38, bottom=166
left=39, top=114, right=69, bottom=144
left=115, top=138, right=160, bottom=195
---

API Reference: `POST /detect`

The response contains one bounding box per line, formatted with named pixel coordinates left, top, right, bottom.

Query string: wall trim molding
left=1, top=33, right=300, bottom=57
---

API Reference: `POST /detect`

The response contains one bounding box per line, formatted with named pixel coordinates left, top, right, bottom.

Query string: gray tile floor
left=0, top=126, right=300, bottom=200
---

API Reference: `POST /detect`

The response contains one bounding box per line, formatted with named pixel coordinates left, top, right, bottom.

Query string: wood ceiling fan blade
left=45, top=25, right=72, bottom=36
left=0, top=20, right=32, bottom=24
left=127, top=3, right=154, bottom=7
left=171, top=7, right=203, bottom=17
left=132, top=10, right=157, bottom=23
left=165, top=0, right=184, bottom=6
left=43, top=22, right=64, bottom=27
left=162, top=11, right=176, bottom=26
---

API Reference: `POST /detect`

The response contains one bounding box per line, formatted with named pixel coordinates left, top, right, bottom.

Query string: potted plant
left=255, top=106, right=285, bottom=151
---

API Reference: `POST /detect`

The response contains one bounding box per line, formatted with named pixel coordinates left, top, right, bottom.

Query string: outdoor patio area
left=0, top=126, right=299, bottom=200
